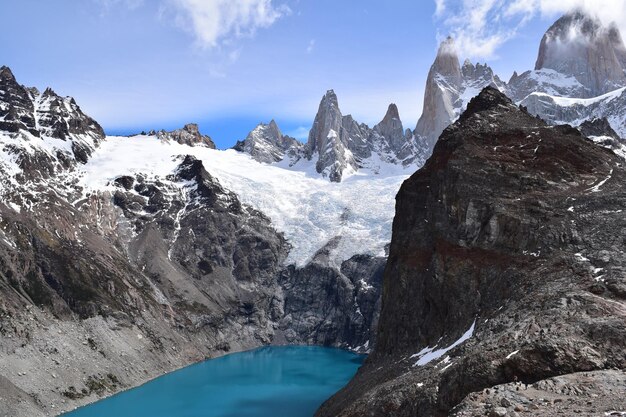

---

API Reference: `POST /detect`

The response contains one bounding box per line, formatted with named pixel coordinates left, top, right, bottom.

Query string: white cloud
left=434, top=0, right=626, bottom=60
left=167, top=0, right=291, bottom=48
left=434, top=0, right=446, bottom=17
left=306, top=39, right=315, bottom=54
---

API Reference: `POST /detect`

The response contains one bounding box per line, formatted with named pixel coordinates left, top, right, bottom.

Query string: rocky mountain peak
left=320, top=84, right=626, bottom=417
left=382, top=103, right=400, bottom=122
left=306, top=89, right=353, bottom=181
left=42, top=86, right=58, bottom=98
left=374, top=103, right=405, bottom=152
left=459, top=86, right=516, bottom=122
left=321, top=89, right=339, bottom=107
left=0, top=65, right=16, bottom=82
left=415, top=36, right=464, bottom=154
left=267, top=119, right=281, bottom=135
left=535, top=10, right=626, bottom=96
left=432, top=36, right=462, bottom=85
left=156, top=123, right=216, bottom=148
left=233, top=119, right=302, bottom=164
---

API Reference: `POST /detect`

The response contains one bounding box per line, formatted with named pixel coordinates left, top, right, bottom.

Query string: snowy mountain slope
left=520, top=87, right=626, bottom=136
left=0, top=66, right=391, bottom=417
left=80, top=134, right=410, bottom=267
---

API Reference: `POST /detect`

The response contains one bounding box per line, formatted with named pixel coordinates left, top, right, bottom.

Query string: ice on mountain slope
left=80, top=135, right=411, bottom=266
left=521, top=87, right=626, bottom=139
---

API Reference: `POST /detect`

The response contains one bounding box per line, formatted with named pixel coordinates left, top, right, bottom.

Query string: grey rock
left=535, top=11, right=626, bottom=97
left=316, top=87, right=626, bottom=417
left=415, top=38, right=506, bottom=156
left=454, top=371, right=626, bottom=417
left=156, top=123, right=216, bottom=148
left=233, top=120, right=302, bottom=164
left=489, top=407, right=508, bottom=417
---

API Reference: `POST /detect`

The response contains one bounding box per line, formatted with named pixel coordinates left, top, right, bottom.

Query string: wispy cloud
left=96, top=0, right=145, bottom=14
left=166, top=0, right=291, bottom=49
left=434, top=0, right=626, bottom=60
left=306, top=39, right=315, bottom=54
left=434, top=0, right=446, bottom=17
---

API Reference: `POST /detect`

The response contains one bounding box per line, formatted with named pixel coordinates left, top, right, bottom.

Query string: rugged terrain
left=234, top=90, right=424, bottom=182
left=2, top=8, right=626, bottom=417
left=417, top=11, right=626, bottom=159
left=317, top=87, right=626, bottom=417
left=0, top=66, right=388, bottom=417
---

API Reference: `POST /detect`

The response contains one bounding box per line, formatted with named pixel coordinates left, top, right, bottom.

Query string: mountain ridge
left=317, top=85, right=626, bottom=417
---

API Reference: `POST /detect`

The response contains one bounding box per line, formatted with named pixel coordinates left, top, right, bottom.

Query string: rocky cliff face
left=415, top=11, right=626, bottom=160
left=415, top=38, right=506, bottom=155
left=0, top=67, right=385, bottom=417
left=535, top=11, right=626, bottom=97
left=317, top=87, right=626, bottom=417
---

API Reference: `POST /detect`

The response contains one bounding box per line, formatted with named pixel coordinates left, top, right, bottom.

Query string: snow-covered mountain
left=0, top=66, right=392, bottom=416
left=234, top=90, right=425, bottom=182
left=232, top=119, right=302, bottom=164
left=415, top=10, right=626, bottom=157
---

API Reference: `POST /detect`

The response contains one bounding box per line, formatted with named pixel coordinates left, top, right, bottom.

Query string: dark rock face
left=317, top=87, right=626, bottom=417
left=579, top=117, right=622, bottom=141
left=278, top=249, right=385, bottom=351
left=156, top=123, right=216, bottom=148
left=111, top=155, right=290, bottom=341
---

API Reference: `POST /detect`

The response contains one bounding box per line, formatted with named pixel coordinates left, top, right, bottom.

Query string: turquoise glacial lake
left=63, top=346, right=364, bottom=417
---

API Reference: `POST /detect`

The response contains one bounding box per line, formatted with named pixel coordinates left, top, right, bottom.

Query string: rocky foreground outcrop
left=316, top=87, right=626, bottom=417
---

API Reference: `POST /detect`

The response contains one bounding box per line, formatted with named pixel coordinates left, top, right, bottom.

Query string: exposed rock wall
left=317, top=87, right=626, bottom=417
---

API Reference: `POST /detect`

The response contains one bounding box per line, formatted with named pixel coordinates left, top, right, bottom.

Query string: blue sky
left=1, top=0, right=624, bottom=148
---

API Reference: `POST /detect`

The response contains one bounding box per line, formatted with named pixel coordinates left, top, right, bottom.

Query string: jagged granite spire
left=414, top=37, right=463, bottom=154
left=374, top=103, right=406, bottom=154
left=535, top=10, right=626, bottom=96
left=306, top=90, right=358, bottom=182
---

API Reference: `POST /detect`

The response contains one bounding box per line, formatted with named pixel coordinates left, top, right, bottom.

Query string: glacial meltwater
left=62, top=346, right=364, bottom=417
